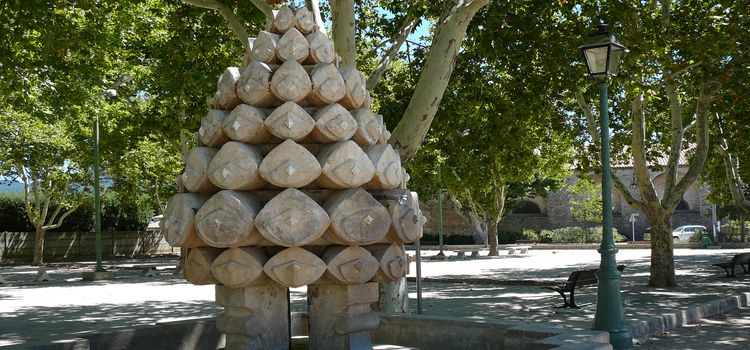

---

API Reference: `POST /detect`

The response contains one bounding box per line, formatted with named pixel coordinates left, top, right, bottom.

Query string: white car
left=672, top=225, right=706, bottom=242
left=146, top=214, right=163, bottom=232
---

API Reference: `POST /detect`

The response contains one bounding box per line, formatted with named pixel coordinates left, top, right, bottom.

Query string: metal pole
left=436, top=164, right=445, bottom=257
left=94, top=114, right=103, bottom=272
left=415, top=234, right=423, bottom=314
left=592, top=81, right=632, bottom=349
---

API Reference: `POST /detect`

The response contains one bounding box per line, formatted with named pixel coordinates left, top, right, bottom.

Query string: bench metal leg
left=471, top=251, right=479, bottom=258
left=552, top=290, right=571, bottom=308
left=727, top=266, right=737, bottom=278
left=569, top=290, right=579, bottom=309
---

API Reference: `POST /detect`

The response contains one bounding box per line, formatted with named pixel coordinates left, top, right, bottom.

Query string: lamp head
left=579, top=23, right=628, bottom=80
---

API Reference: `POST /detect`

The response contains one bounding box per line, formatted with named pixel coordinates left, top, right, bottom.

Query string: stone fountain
left=162, top=6, right=425, bottom=349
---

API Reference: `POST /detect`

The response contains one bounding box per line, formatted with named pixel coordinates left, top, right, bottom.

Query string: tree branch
left=20, top=166, right=36, bottom=223
left=575, top=88, right=600, bottom=144
left=660, top=0, right=671, bottom=29
left=44, top=203, right=81, bottom=230
left=40, top=179, right=52, bottom=229
left=44, top=179, right=69, bottom=227
left=309, top=0, right=326, bottom=35
left=667, top=81, right=721, bottom=209
left=32, top=170, right=42, bottom=227
left=612, top=171, right=646, bottom=212
left=248, top=0, right=274, bottom=19
left=662, top=81, right=684, bottom=202
left=182, top=0, right=252, bottom=51
left=366, top=14, right=420, bottom=90
left=390, top=0, right=490, bottom=162
left=576, top=88, right=644, bottom=210
left=630, top=93, right=661, bottom=205
left=717, top=139, right=750, bottom=213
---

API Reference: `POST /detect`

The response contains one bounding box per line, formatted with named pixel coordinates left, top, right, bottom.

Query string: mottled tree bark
left=331, top=0, right=356, bottom=68
left=32, top=226, right=46, bottom=266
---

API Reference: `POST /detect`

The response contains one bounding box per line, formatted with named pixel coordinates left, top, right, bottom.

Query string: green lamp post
left=85, top=76, right=133, bottom=279
left=579, top=24, right=633, bottom=349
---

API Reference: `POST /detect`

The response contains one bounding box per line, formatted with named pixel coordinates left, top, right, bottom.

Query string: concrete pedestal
left=308, top=283, right=380, bottom=350
left=216, top=284, right=289, bottom=350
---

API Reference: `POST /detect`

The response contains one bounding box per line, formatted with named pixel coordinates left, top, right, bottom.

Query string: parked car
left=643, top=226, right=706, bottom=242
left=672, top=225, right=706, bottom=242
left=146, top=214, right=163, bottom=232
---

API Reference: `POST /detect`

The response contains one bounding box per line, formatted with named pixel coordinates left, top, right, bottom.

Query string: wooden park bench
left=712, top=253, right=750, bottom=277
left=542, top=265, right=626, bottom=308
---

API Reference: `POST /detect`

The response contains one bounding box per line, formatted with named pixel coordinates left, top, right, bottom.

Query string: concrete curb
left=629, top=292, right=750, bottom=340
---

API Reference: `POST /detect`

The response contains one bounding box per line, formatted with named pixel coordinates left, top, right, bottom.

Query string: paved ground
left=1, top=246, right=749, bottom=349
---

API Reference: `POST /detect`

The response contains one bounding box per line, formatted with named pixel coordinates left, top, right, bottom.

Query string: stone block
left=255, top=188, right=330, bottom=247
left=211, top=247, right=268, bottom=288
left=263, top=247, right=326, bottom=288
left=195, top=190, right=263, bottom=248
left=321, top=245, right=379, bottom=284
left=163, top=193, right=210, bottom=248
left=324, top=188, right=391, bottom=245
left=308, top=282, right=380, bottom=350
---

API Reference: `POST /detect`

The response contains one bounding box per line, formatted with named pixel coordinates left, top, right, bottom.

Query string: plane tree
left=572, top=1, right=747, bottom=287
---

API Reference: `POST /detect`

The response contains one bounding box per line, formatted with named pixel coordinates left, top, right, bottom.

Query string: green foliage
left=567, top=177, right=602, bottom=225
left=522, top=229, right=539, bottom=242
left=0, top=193, right=33, bottom=232
left=545, top=226, right=625, bottom=244
left=720, top=220, right=750, bottom=243
left=375, top=2, right=577, bottom=238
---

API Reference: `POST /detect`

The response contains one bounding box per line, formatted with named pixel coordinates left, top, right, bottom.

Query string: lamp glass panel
left=584, top=46, right=609, bottom=75
left=608, top=47, right=625, bottom=76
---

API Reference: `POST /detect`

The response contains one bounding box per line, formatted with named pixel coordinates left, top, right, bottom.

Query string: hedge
left=0, top=192, right=153, bottom=232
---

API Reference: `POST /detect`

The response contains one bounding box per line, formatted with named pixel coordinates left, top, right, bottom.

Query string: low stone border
left=629, top=292, right=750, bottom=340
left=22, top=293, right=750, bottom=349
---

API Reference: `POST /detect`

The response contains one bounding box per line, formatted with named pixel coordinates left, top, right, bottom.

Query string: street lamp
left=83, top=75, right=133, bottom=281
left=579, top=24, right=633, bottom=349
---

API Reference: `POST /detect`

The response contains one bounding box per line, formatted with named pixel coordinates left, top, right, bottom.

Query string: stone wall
left=422, top=198, right=472, bottom=235
left=0, top=231, right=174, bottom=261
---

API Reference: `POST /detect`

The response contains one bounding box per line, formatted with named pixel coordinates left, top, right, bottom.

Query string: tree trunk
left=468, top=211, right=487, bottom=245
left=645, top=211, right=677, bottom=287
left=375, top=278, right=408, bottom=313
left=32, top=226, right=45, bottom=266
left=331, top=0, right=356, bottom=69
left=487, top=220, right=499, bottom=256
left=741, top=213, right=747, bottom=243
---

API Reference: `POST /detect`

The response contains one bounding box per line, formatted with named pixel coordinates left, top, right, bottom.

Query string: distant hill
left=0, top=182, right=24, bottom=194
